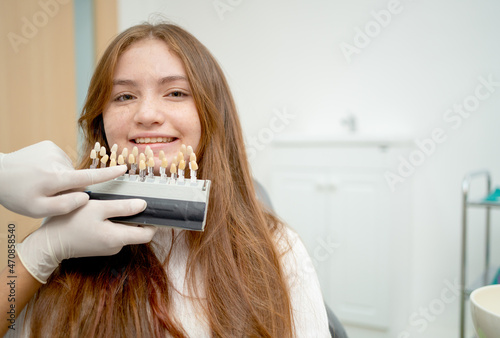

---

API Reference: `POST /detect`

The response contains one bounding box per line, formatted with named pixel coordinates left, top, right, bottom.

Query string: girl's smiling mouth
left=132, top=136, right=177, bottom=144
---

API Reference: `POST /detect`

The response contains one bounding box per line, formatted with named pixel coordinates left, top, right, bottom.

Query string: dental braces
left=85, top=142, right=211, bottom=231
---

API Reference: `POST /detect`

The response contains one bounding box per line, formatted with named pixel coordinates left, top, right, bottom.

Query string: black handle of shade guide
left=85, top=191, right=206, bottom=231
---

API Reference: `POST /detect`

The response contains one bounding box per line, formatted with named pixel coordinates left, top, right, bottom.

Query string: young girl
left=6, top=23, right=329, bottom=337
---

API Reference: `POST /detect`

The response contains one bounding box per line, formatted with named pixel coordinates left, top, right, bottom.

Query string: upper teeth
left=135, top=137, right=174, bottom=144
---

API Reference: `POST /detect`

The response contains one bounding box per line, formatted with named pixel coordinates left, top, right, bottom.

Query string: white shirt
left=151, top=226, right=331, bottom=337
left=8, top=227, right=330, bottom=337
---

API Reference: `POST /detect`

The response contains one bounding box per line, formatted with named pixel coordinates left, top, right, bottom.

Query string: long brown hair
left=27, top=23, right=293, bottom=337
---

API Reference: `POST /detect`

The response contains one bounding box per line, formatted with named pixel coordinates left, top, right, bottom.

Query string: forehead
left=114, top=38, right=186, bottom=79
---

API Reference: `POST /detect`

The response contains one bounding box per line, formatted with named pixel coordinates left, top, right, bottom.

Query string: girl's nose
left=133, top=98, right=166, bottom=127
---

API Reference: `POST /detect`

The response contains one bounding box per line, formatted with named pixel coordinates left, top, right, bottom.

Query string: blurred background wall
left=0, top=0, right=78, bottom=269
left=0, top=0, right=117, bottom=299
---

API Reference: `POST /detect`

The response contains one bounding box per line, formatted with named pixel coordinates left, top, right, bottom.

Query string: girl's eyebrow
left=158, top=75, right=188, bottom=85
left=112, top=76, right=188, bottom=87
left=112, top=79, right=137, bottom=87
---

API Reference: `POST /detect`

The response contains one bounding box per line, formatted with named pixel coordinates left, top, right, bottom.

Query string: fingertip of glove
left=77, top=191, right=91, bottom=203
left=107, top=164, right=127, bottom=174
left=131, top=199, right=147, bottom=212
left=68, top=192, right=90, bottom=212
left=140, top=225, right=158, bottom=241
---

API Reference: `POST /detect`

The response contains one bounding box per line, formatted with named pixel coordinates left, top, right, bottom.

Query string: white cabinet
left=269, top=139, right=411, bottom=331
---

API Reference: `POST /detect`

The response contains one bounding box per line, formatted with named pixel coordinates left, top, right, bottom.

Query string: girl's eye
left=168, top=91, right=185, bottom=98
left=115, top=94, right=134, bottom=102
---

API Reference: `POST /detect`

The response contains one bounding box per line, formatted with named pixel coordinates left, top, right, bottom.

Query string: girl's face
left=103, top=38, right=201, bottom=173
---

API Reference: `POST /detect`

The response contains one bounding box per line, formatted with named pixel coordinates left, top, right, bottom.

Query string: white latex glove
left=0, top=140, right=127, bottom=218
left=16, top=199, right=156, bottom=283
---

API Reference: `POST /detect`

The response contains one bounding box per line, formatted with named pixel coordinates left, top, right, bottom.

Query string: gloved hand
left=0, top=140, right=127, bottom=218
left=16, top=199, right=156, bottom=283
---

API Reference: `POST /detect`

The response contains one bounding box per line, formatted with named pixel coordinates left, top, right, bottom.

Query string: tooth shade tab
left=179, top=160, right=186, bottom=170
left=90, top=149, right=97, bottom=159
left=128, top=154, right=136, bottom=164
left=177, top=152, right=184, bottom=163
left=187, top=146, right=193, bottom=157
left=139, top=160, right=146, bottom=170
left=190, top=160, right=198, bottom=171
left=170, top=163, right=177, bottom=174
left=100, top=146, right=107, bottom=157
left=159, top=150, right=165, bottom=161
left=117, top=155, right=125, bottom=165
left=147, top=157, right=155, bottom=167
left=94, top=142, right=100, bottom=153
left=190, top=153, right=196, bottom=162
left=161, top=158, right=168, bottom=168
left=111, top=144, right=118, bottom=153
left=180, top=144, right=187, bottom=154
left=121, top=148, right=128, bottom=158
left=110, top=158, right=117, bottom=167
left=132, top=146, right=138, bottom=157
left=110, top=152, right=117, bottom=161
left=139, top=153, right=146, bottom=163
left=100, top=154, right=109, bottom=164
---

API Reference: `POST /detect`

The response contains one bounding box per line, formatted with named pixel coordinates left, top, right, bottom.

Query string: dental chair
left=254, top=180, right=349, bottom=338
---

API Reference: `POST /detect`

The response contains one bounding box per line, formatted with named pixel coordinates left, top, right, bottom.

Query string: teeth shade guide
left=89, top=141, right=202, bottom=184
left=86, top=142, right=210, bottom=231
